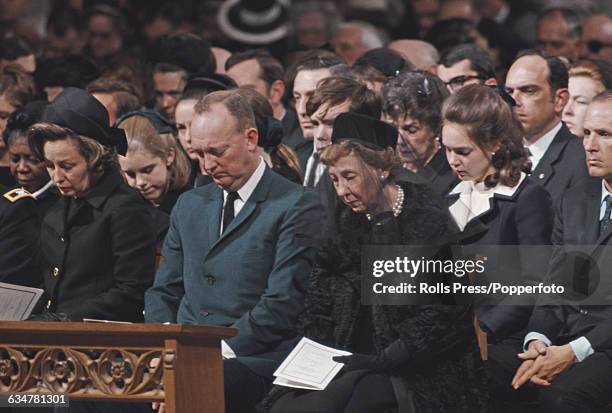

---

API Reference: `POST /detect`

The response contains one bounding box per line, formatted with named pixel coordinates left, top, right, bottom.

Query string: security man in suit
left=145, top=90, right=321, bottom=413
left=487, top=91, right=612, bottom=412
left=0, top=185, right=40, bottom=287
left=505, top=50, right=589, bottom=206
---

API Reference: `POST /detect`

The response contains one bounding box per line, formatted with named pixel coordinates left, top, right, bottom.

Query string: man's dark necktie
left=222, top=192, right=240, bottom=233
left=600, top=194, right=612, bottom=235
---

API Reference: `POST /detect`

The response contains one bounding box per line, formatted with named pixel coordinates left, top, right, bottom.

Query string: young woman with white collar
left=443, top=84, right=554, bottom=343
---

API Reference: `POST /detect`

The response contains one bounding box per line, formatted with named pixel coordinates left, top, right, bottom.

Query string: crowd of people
left=1, top=0, right=612, bottom=412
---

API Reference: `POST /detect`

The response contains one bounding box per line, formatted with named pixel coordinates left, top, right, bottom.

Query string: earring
left=491, top=152, right=496, bottom=157
left=380, top=174, right=385, bottom=181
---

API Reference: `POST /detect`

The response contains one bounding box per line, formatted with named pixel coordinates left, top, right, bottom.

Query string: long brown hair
left=442, top=85, right=528, bottom=188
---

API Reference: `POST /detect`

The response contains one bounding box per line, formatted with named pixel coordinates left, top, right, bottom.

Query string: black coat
left=40, top=168, right=156, bottom=322
left=528, top=178, right=612, bottom=358
left=158, top=185, right=190, bottom=215
left=530, top=124, right=588, bottom=207
left=0, top=185, right=40, bottom=287
left=262, top=182, right=489, bottom=413
left=447, top=177, right=554, bottom=341
left=417, top=148, right=459, bottom=199
left=34, top=184, right=61, bottom=218
left=282, top=108, right=312, bottom=173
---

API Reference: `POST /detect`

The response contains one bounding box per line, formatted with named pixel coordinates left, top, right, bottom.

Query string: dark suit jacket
left=418, top=148, right=459, bottom=199
left=528, top=178, right=612, bottom=356
left=282, top=108, right=312, bottom=171
left=447, top=177, right=554, bottom=340
left=0, top=185, right=40, bottom=287
left=531, top=124, right=588, bottom=207
left=40, top=168, right=156, bottom=322
left=145, top=166, right=320, bottom=357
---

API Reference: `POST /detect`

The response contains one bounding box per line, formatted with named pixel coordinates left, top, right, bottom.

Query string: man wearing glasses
left=580, top=14, right=612, bottom=62
left=437, top=44, right=498, bottom=94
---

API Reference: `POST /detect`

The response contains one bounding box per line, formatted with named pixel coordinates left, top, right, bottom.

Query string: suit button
left=206, top=275, right=216, bottom=285
left=52, top=267, right=60, bottom=277
left=200, top=310, right=210, bottom=317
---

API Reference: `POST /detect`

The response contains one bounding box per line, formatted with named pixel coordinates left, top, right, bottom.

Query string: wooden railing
left=0, top=322, right=236, bottom=413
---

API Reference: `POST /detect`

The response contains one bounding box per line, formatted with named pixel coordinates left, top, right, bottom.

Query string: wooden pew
left=0, top=322, right=236, bottom=413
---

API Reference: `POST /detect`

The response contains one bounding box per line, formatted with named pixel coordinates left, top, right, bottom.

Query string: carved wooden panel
left=0, top=346, right=166, bottom=399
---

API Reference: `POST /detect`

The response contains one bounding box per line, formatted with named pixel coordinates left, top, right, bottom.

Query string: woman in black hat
left=259, top=112, right=489, bottom=413
left=117, top=111, right=192, bottom=249
left=28, top=87, right=156, bottom=322
left=116, top=110, right=192, bottom=214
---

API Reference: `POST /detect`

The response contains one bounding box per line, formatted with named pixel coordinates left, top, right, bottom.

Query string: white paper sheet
left=273, top=337, right=352, bottom=390
left=0, top=282, right=44, bottom=321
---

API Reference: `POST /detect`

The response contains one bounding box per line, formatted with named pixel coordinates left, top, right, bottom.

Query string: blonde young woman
left=118, top=112, right=191, bottom=214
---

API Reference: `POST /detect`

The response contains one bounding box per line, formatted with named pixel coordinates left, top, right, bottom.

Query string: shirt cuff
left=222, top=339, right=236, bottom=359
left=523, top=332, right=552, bottom=351
left=569, top=336, right=594, bottom=362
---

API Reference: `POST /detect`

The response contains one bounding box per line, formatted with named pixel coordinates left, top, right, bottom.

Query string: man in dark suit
left=0, top=185, right=39, bottom=287
left=145, top=90, right=320, bottom=413
left=505, top=50, right=588, bottom=205
left=291, top=53, right=344, bottom=170
left=488, top=92, right=612, bottom=412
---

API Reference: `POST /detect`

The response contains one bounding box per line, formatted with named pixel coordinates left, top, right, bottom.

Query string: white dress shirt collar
left=526, top=121, right=562, bottom=170
left=223, top=157, right=266, bottom=204
left=600, top=179, right=612, bottom=220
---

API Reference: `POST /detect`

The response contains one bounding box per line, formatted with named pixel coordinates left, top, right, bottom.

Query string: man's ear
left=554, top=88, right=570, bottom=115
left=268, top=80, right=286, bottom=106
left=245, top=127, right=259, bottom=150
left=484, top=78, right=498, bottom=87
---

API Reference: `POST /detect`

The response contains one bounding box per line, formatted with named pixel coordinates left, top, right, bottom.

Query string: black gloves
left=332, top=338, right=411, bottom=372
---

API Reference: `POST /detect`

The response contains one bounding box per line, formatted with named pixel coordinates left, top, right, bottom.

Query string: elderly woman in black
left=28, top=87, right=156, bottom=322
left=260, top=112, right=489, bottom=413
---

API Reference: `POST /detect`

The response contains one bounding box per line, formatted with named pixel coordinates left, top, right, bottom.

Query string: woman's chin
left=345, top=202, right=366, bottom=214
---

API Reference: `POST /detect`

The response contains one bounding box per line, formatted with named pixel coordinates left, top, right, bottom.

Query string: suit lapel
left=205, top=189, right=223, bottom=250
left=583, top=180, right=601, bottom=247
left=208, top=167, right=272, bottom=253
left=531, top=126, right=570, bottom=187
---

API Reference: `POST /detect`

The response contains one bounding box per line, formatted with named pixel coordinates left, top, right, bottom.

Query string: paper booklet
left=273, top=337, right=352, bottom=390
left=0, top=282, right=44, bottom=321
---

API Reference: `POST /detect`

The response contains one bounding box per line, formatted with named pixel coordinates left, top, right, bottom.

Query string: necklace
left=366, top=185, right=404, bottom=221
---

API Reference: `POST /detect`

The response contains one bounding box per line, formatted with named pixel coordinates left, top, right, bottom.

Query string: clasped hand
left=511, top=340, right=576, bottom=389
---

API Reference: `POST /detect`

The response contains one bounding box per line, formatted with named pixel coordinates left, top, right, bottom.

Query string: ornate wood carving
left=0, top=347, right=164, bottom=398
